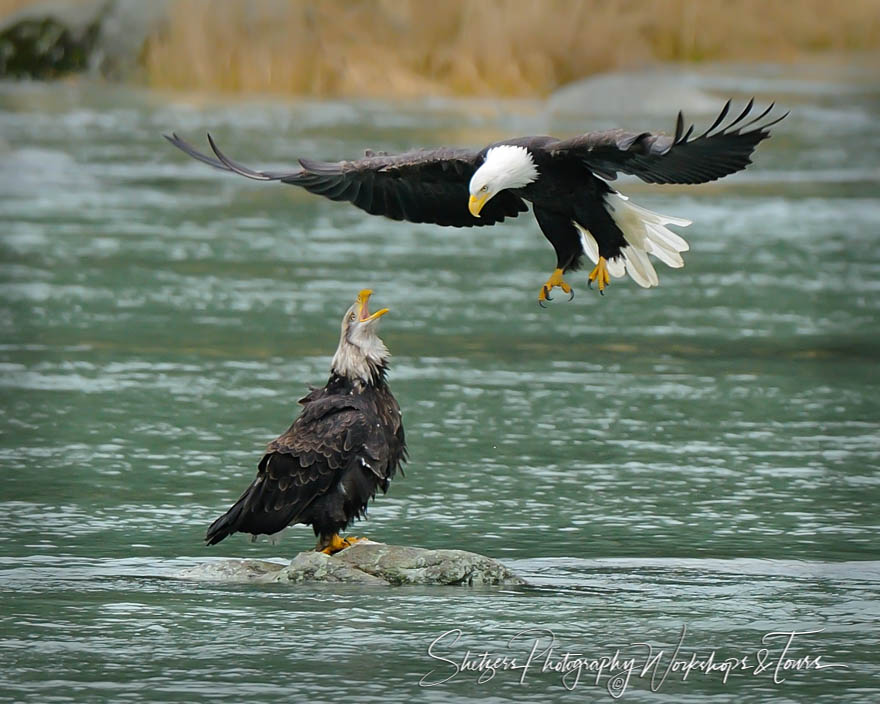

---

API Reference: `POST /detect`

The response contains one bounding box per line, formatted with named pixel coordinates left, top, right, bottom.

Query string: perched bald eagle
left=166, top=99, right=784, bottom=303
left=205, top=290, right=406, bottom=554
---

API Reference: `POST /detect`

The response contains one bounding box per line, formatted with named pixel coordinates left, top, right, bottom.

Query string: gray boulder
left=177, top=541, right=526, bottom=587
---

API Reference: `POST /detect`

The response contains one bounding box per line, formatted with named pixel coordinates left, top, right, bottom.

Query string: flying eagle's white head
left=331, top=289, right=389, bottom=385
left=468, top=145, right=539, bottom=217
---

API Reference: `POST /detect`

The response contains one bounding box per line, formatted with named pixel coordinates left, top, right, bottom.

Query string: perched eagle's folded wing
left=265, top=404, right=369, bottom=486
left=164, top=134, right=528, bottom=227
left=549, top=100, right=787, bottom=184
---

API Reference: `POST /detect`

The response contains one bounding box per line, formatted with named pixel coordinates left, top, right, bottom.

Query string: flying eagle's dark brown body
left=205, top=365, right=405, bottom=549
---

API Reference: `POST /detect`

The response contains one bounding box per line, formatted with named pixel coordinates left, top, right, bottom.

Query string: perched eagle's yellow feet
left=538, top=268, right=574, bottom=308
left=318, top=533, right=368, bottom=555
left=341, top=535, right=368, bottom=548
left=588, top=257, right=611, bottom=295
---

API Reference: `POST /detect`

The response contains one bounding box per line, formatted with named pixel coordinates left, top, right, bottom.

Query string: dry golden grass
left=140, top=0, right=880, bottom=96
left=4, top=0, right=880, bottom=96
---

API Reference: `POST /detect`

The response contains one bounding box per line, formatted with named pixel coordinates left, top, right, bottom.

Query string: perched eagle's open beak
left=357, top=289, right=389, bottom=322
left=468, top=193, right=489, bottom=218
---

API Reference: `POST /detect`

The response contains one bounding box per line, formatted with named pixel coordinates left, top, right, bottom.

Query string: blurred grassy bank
left=3, top=0, right=880, bottom=96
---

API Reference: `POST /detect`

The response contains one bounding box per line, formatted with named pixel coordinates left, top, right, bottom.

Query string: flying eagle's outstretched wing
left=164, top=133, right=528, bottom=227
left=548, top=99, right=787, bottom=184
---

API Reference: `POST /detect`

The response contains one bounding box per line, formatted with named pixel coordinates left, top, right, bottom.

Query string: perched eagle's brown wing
left=267, top=396, right=399, bottom=485
left=204, top=399, right=385, bottom=544
left=548, top=99, right=787, bottom=184
left=164, top=133, right=528, bottom=227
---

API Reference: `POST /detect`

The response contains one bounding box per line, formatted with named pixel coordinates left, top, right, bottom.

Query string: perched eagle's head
left=468, top=144, right=539, bottom=217
left=331, top=289, right=390, bottom=384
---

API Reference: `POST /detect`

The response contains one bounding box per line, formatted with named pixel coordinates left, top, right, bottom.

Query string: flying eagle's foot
left=587, top=257, right=611, bottom=295
left=317, top=533, right=368, bottom=555
left=538, top=268, right=575, bottom=308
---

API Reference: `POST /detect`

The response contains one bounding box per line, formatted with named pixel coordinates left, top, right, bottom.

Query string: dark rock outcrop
left=0, top=0, right=168, bottom=80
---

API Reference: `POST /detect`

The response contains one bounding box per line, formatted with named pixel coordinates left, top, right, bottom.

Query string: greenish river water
left=1, top=63, right=878, bottom=702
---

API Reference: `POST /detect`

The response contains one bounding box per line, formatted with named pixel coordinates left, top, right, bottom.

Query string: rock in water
left=176, top=558, right=287, bottom=583
left=177, top=542, right=526, bottom=587
left=279, top=542, right=525, bottom=586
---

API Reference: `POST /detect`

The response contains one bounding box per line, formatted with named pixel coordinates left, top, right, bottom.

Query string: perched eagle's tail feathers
left=205, top=491, right=250, bottom=545
left=205, top=474, right=300, bottom=545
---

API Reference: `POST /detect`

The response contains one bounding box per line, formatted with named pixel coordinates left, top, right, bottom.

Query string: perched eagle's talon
left=319, top=533, right=350, bottom=555
left=319, top=533, right=367, bottom=554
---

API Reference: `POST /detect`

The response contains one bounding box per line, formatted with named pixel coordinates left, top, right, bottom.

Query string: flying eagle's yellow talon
left=538, top=268, right=573, bottom=306
left=588, top=257, right=611, bottom=294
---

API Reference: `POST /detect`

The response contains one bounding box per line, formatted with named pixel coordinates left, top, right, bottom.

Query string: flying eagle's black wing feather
left=166, top=134, right=528, bottom=227
left=290, top=149, right=527, bottom=226
left=549, top=100, right=787, bottom=185
left=163, top=132, right=301, bottom=180
left=204, top=399, right=381, bottom=544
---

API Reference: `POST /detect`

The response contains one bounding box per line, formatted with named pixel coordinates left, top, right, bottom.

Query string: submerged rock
left=177, top=541, right=526, bottom=587
left=176, top=558, right=287, bottom=583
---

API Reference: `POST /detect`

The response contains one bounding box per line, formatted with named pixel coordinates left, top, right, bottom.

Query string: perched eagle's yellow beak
left=468, top=193, right=489, bottom=218
left=356, top=289, right=389, bottom=322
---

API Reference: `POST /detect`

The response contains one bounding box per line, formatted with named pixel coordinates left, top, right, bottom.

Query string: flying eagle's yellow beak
left=356, top=289, right=389, bottom=322
left=468, top=192, right=489, bottom=218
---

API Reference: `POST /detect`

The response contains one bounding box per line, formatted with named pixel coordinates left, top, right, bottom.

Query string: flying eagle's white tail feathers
left=574, top=223, right=628, bottom=279
left=645, top=225, right=686, bottom=268
left=576, top=223, right=600, bottom=264
left=606, top=256, right=625, bottom=278
left=621, top=245, right=659, bottom=288
left=581, top=192, right=692, bottom=289
left=616, top=193, right=692, bottom=226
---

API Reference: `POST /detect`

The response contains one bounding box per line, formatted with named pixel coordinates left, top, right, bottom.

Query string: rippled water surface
left=1, top=63, right=878, bottom=703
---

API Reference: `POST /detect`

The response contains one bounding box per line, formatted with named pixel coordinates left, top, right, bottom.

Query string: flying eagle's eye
left=349, top=313, right=357, bottom=322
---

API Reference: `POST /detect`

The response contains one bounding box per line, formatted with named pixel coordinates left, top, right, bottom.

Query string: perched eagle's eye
left=480, top=185, right=489, bottom=193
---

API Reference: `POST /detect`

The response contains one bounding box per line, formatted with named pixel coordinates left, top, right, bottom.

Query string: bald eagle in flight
left=166, top=99, right=784, bottom=303
left=205, top=290, right=406, bottom=554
